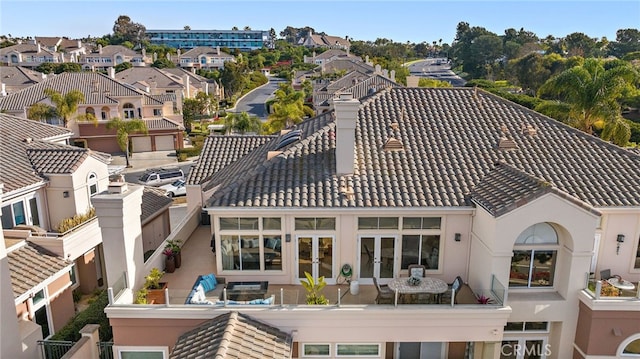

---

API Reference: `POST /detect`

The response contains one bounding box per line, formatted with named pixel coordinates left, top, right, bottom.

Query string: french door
left=297, top=236, right=335, bottom=284
left=358, top=235, right=397, bottom=284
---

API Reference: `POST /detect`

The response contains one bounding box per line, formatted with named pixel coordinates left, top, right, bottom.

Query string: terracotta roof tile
left=170, top=311, right=292, bottom=359
left=7, top=243, right=70, bottom=299
left=141, top=187, right=173, bottom=223
left=201, top=87, right=640, bottom=209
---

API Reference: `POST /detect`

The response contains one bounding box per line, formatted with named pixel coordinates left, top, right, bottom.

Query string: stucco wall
left=575, top=301, right=640, bottom=356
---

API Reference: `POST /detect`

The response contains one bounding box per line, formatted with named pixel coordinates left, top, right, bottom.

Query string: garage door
left=155, top=135, right=175, bottom=151
left=131, top=137, right=152, bottom=153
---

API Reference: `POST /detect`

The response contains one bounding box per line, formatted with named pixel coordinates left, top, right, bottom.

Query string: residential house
left=303, top=49, right=360, bottom=66
left=0, top=113, right=176, bottom=357
left=0, top=72, right=184, bottom=154
left=0, top=66, right=44, bottom=95
left=146, top=29, right=273, bottom=50
left=35, top=37, right=86, bottom=61
left=313, top=71, right=400, bottom=114
left=99, top=87, right=639, bottom=359
left=0, top=40, right=62, bottom=68
left=299, top=31, right=351, bottom=50
left=80, top=45, right=150, bottom=71
left=177, top=46, right=235, bottom=70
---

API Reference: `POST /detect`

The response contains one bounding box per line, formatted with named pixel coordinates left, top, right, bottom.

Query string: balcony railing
left=37, top=340, right=74, bottom=359
left=583, top=272, right=640, bottom=300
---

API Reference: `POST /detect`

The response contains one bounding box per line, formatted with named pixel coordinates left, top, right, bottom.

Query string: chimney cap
left=108, top=182, right=128, bottom=194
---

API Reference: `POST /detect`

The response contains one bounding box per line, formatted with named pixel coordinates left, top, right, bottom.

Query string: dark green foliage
left=627, top=119, right=640, bottom=144
left=151, top=58, right=175, bottom=68
left=50, top=291, right=112, bottom=342
left=176, top=144, right=202, bottom=158
left=114, top=62, right=132, bottom=72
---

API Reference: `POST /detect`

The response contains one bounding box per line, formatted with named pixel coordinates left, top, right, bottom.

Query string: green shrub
left=50, top=290, right=112, bottom=342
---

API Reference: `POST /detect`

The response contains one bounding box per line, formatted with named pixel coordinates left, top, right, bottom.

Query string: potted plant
left=476, top=294, right=494, bottom=304
left=300, top=271, right=329, bottom=305
left=144, top=268, right=167, bottom=304
left=163, top=247, right=176, bottom=273
left=165, top=239, right=182, bottom=268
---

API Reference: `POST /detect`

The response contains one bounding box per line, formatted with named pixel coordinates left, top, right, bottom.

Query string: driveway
left=232, top=77, right=287, bottom=120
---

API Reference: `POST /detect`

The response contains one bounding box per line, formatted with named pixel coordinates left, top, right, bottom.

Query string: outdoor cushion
left=190, top=284, right=210, bottom=304
left=201, top=274, right=217, bottom=292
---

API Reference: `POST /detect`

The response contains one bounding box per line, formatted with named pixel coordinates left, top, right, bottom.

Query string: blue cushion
left=201, top=274, right=216, bottom=292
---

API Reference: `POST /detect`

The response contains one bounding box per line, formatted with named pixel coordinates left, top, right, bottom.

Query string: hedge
left=50, top=290, right=112, bottom=342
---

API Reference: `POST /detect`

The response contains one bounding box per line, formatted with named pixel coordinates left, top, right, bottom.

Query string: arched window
left=87, top=172, right=98, bottom=197
left=85, top=107, right=95, bottom=120
left=10, top=54, right=19, bottom=63
left=115, top=55, right=123, bottom=64
left=123, top=103, right=135, bottom=119
left=619, top=334, right=640, bottom=356
left=101, top=106, right=110, bottom=120
left=510, top=223, right=559, bottom=288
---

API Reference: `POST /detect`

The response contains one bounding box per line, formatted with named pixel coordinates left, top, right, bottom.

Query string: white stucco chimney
left=333, top=93, right=360, bottom=175
left=92, top=184, right=144, bottom=294
left=0, top=83, right=6, bottom=97
left=183, top=74, right=190, bottom=98
left=107, top=67, right=115, bottom=79
left=98, top=44, right=102, bottom=54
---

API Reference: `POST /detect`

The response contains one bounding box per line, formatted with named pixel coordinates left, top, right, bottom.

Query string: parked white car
left=159, top=179, right=186, bottom=197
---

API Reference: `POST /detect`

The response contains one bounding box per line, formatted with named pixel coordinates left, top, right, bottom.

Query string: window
left=505, top=322, right=549, bottom=332
left=153, top=109, right=162, bottom=116
left=358, top=217, right=398, bottom=229
left=510, top=223, right=558, bottom=288
left=336, top=344, right=380, bottom=357
left=2, top=201, right=26, bottom=229
left=123, top=103, right=135, bottom=119
left=302, top=343, right=330, bottom=357
left=85, top=107, right=95, bottom=120
left=101, top=106, right=110, bottom=120
left=69, top=264, right=78, bottom=286
left=401, top=234, right=440, bottom=269
left=88, top=172, right=98, bottom=196
left=634, top=238, right=640, bottom=269
left=295, top=217, right=335, bottom=230
left=118, top=347, right=167, bottom=359
left=621, top=336, right=640, bottom=356
left=219, top=217, right=282, bottom=272
left=403, top=217, right=441, bottom=229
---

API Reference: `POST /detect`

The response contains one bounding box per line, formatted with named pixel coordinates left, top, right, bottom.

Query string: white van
left=138, top=168, right=185, bottom=187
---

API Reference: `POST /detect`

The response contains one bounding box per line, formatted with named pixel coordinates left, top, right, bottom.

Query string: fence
left=37, top=340, right=74, bottom=359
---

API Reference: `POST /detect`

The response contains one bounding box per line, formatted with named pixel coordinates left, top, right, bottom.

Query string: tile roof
left=202, top=87, right=640, bottom=209
left=0, top=66, right=42, bottom=87
left=0, top=43, right=57, bottom=56
left=150, top=93, right=177, bottom=104
left=322, top=58, right=375, bottom=74
left=7, top=242, right=70, bottom=299
left=0, top=72, right=150, bottom=111
left=141, top=187, right=173, bottom=223
left=187, top=135, right=274, bottom=185
left=470, top=162, right=599, bottom=217
left=0, top=113, right=73, bottom=194
left=170, top=311, right=292, bottom=359
left=26, top=140, right=111, bottom=174
left=145, top=117, right=184, bottom=130
left=87, top=45, right=138, bottom=56
left=115, top=67, right=183, bottom=90
left=313, top=49, right=357, bottom=60
left=316, top=73, right=400, bottom=107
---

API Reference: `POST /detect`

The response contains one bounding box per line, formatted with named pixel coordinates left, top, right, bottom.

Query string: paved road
left=232, top=77, right=287, bottom=120
left=123, top=162, right=195, bottom=184
left=407, top=58, right=466, bottom=87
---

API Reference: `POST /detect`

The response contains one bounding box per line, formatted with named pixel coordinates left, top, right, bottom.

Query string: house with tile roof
left=35, top=37, right=86, bottom=60
left=299, top=31, right=350, bottom=50
left=80, top=45, right=150, bottom=71
left=96, top=86, right=639, bottom=359
left=0, top=66, right=45, bottom=95
left=304, top=49, right=360, bottom=66
left=0, top=71, right=184, bottom=154
left=177, top=46, right=235, bottom=70
left=0, top=40, right=63, bottom=68
left=0, top=113, right=176, bottom=356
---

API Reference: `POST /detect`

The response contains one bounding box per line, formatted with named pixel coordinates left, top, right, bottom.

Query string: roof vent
left=390, top=122, right=399, bottom=131
left=498, top=137, right=518, bottom=151
left=23, top=137, right=33, bottom=143
left=384, top=137, right=404, bottom=151
left=275, top=129, right=302, bottom=150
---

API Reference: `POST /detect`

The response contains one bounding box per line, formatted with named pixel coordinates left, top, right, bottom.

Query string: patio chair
left=600, top=269, right=613, bottom=280
left=373, top=277, right=394, bottom=304
left=408, top=264, right=426, bottom=278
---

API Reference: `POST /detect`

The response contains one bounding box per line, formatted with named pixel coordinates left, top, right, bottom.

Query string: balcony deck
left=160, top=225, right=380, bottom=305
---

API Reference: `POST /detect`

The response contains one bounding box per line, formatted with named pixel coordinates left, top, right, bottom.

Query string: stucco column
left=92, top=183, right=144, bottom=291
left=480, top=341, right=501, bottom=359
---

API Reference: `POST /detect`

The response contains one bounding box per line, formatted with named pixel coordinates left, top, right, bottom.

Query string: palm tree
left=27, top=103, right=57, bottom=123
left=43, top=88, right=85, bottom=127
left=264, top=83, right=314, bottom=133
left=106, top=117, right=148, bottom=168
left=223, top=112, right=262, bottom=135
left=537, top=59, right=637, bottom=145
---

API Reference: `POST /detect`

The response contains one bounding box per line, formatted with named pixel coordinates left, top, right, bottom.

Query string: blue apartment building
left=146, top=29, right=273, bottom=50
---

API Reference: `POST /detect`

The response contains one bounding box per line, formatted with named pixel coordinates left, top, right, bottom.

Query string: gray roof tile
left=170, top=311, right=292, bottom=359
left=0, top=113, right=73, bottom=194
left=202, top=87, right=640, bottom=209
left=187, top=135, right=274, bottom=185
left=141, top=186, right=173, bottom=223
left=7, top=243, right=70, bottom=299
left=0, top=66, right=42, bottom=87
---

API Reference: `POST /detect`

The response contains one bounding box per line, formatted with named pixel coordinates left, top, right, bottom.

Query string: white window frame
left=115, top=346, right=168, bottom=359
left=87, top=172, right=99, bottom=197
left=302, top=343, right=331, bottom=357
left=1, top=194, right=41, bottom=229
left=400, top=217, right=443, bottom=272
left=335, top=343, right=381, bottom=357
left=619, top=333, right=640, bottom=357
left=217, top=217, right=283, bottom=273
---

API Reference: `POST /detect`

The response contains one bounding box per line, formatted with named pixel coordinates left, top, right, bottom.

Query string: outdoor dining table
left=388, top=276, right=448, bottom=304
left=607, top=277, right=636, bottom=291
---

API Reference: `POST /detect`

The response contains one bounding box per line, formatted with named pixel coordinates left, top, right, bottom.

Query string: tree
left=219, top=61, right=247, bottom=99
left=184, top=25, right=191, bottom=31
left=43, top=88, right=85, bottom=126
left=114, top=62, right=133, bottom=72
left=27, top=103, right=57, bottom=122
left=112, top=15, right=146, bottom=47
left=105, top=118, right=148, bottom=167
left=223, top=111, right=262, bottom=135
left=151, top=57, right=175, bottom=68
left=264, top=83, right=313, bottom=133
left=538, top=59, right=638, bottom=145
